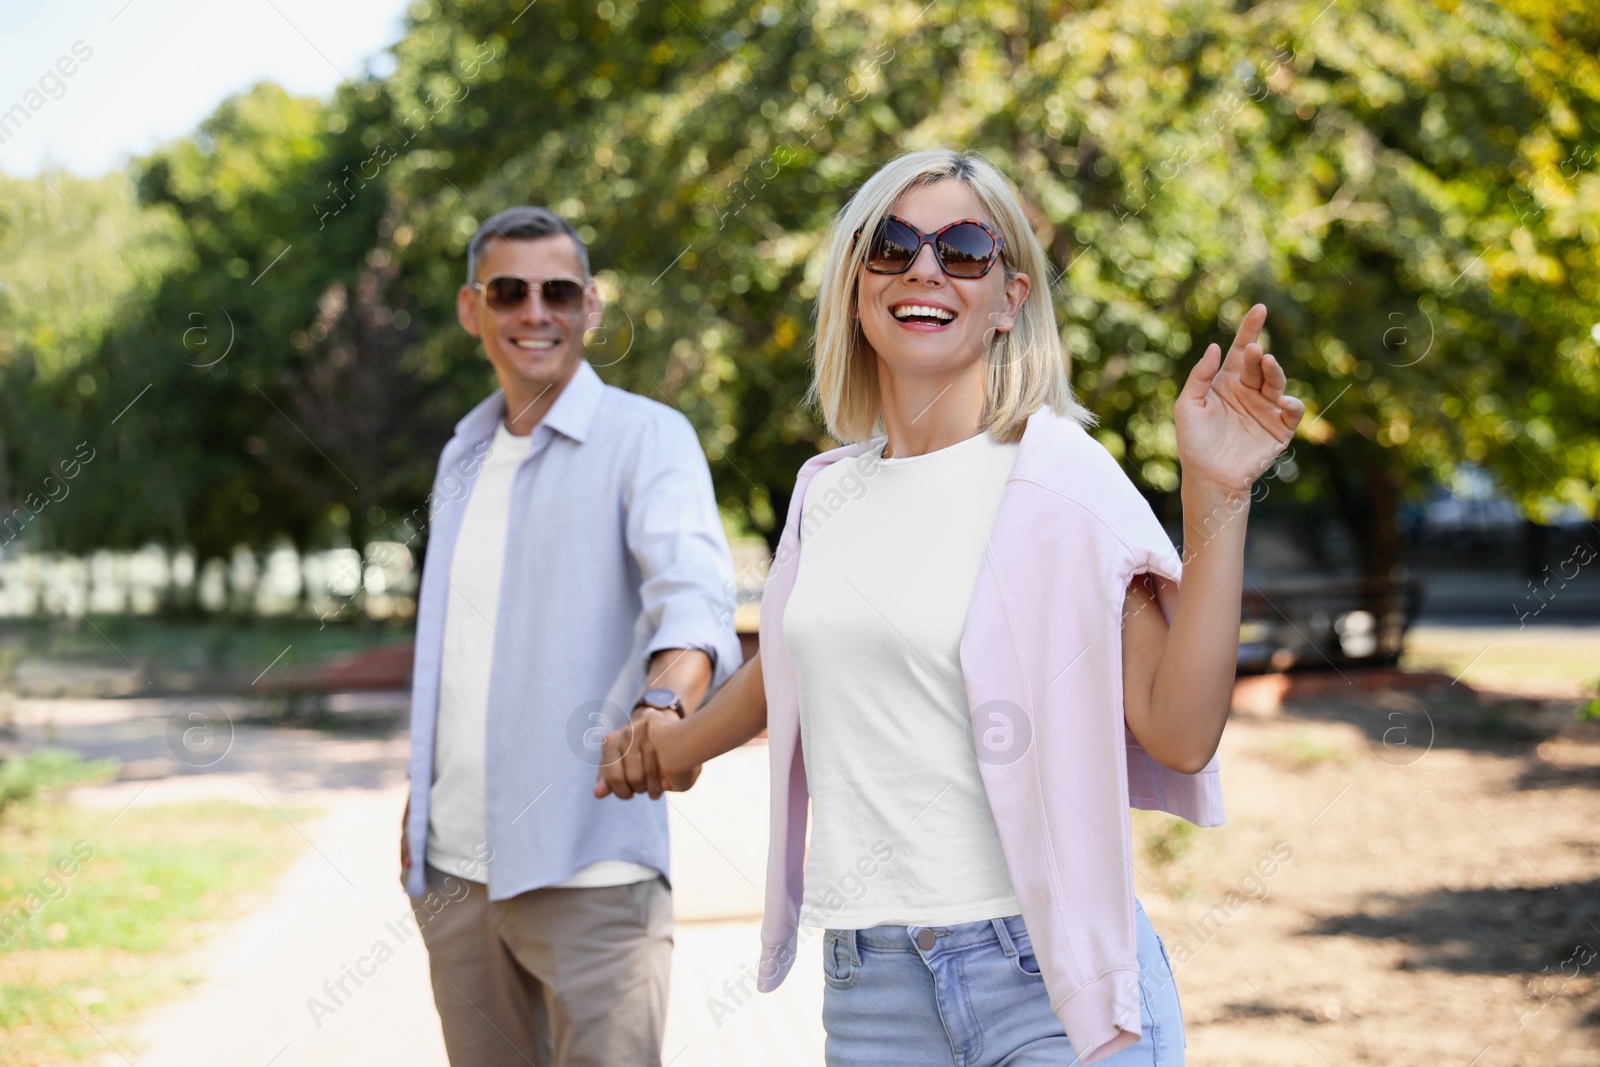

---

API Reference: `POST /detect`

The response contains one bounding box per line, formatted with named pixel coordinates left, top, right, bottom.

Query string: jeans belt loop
left=990, top=917, right=1019, bottom=958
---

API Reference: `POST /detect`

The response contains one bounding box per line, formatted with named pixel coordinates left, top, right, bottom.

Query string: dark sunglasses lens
left=935, top=224, right=996, bottom=277
left=867, top=219, right=920, bottom=272
left=484, top=276, right=530, bottom=310
left=540, top=279, right=585, bottom=311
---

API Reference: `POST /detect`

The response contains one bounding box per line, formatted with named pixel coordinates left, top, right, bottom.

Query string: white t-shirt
left=427, top=420, right=657, bottom=888
left=785, top=429, right=1022, bottom=928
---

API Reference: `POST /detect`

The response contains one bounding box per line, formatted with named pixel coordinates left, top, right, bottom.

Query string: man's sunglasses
left=852, top=215, right=1006, bottom=279
left=470, top=274, right=587, bottom=313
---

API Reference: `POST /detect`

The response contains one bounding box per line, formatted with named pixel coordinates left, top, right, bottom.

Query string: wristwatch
left=636, top=687, right=686, bottom=719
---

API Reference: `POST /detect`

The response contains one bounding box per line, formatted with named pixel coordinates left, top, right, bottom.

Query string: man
left=401, top=205, right=743, bottom=1066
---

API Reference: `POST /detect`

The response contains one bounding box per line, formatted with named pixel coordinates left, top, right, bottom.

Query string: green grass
left=0, top=794, right=314, bottom=1066
left=1131, top=809, right=1231, bottom=903
left=1137, top=811, right=1200, bottom=868
left=1265, top=732, right=1359, bottom=770
left=0, top=749, right=120, bottom=816
left=1401, top=625, right=1600, bottom=697
left=0, top=617, right=411, bottom=677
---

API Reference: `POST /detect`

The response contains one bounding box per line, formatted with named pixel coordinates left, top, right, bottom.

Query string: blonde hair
left=807, top=148, right=1094, bottom=444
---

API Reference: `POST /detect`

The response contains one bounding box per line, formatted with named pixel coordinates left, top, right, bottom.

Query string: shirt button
left=915, top=929, right=936, bottom=951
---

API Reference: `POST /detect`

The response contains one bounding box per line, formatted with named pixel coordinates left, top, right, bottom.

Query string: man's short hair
left=465, top=206, right=590, bottom=284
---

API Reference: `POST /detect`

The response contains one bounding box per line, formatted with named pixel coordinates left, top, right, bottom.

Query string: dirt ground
left=1136, top=679, right=1600, bottom=1067
left=6, top=627, right=1597, bottom=1065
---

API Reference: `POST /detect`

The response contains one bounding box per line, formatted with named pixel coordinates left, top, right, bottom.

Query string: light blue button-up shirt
left=404, top=359, right=744, bottom=901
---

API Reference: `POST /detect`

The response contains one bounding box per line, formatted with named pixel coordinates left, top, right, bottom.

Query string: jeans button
left=915, top=929, right=936, bottom=951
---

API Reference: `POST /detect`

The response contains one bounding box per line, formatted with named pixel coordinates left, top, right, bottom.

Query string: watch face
left=641, top=688, right=679, bottom=709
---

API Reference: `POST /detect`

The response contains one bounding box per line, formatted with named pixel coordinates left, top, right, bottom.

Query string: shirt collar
left=540, top=358, right=604, bottom=443
left=453, top=359, right=605, bottom=445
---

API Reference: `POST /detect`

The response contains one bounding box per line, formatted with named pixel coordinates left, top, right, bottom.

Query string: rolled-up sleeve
left=623, top=411, right=745, bottom=690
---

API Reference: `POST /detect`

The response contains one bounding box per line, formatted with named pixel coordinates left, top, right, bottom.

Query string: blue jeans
left=821, top=899, right=1184, bottom=1066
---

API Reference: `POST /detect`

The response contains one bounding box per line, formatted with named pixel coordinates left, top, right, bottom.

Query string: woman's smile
left=888, top=299, right=959, bottom=330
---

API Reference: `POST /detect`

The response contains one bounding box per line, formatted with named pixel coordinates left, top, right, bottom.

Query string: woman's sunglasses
left=853, top=215, right=1005, bottom=279
left=471, top=274, right=587, bottom=313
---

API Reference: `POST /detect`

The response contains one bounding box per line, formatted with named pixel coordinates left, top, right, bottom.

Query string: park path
left=11, top=697, right=821, bottom=1067
left=19, top=619, right=1600, bottom=1066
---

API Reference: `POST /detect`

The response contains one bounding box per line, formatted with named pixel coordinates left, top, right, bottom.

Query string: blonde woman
left=598, top=149, right=1303, bottom=1065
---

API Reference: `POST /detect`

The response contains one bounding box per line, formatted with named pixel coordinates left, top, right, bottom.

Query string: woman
left=597, top=148, right=1303, bottom=1065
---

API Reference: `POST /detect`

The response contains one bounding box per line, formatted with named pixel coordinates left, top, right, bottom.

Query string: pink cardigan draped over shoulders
left=754, top=404, right=1225, bottom=1064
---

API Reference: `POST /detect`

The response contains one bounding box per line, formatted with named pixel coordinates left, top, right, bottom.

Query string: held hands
left=1176, top=304, right=1306, bottom=495
left=593, top=705, right=700, bottom=800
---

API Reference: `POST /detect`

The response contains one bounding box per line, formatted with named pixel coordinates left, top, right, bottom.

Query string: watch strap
left=637, top=687, right=685, bottom=719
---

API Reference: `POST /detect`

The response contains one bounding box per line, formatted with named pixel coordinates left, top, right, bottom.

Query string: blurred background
left=0, top=1, right=1597, bottom=1065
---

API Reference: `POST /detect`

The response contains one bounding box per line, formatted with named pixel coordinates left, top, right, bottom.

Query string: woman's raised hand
left=1175, top=303, right=1305, bottom=494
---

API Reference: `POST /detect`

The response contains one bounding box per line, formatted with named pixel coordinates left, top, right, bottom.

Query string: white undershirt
left=785, top=429, right=1022, bottom=928
left=427, top=420, right=657, bottom=888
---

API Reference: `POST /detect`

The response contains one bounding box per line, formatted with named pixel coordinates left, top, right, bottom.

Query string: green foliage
left=0, top=170, right=185, bottom=556
left=1, top=0, right=1595, bottom=569
left=380, top=0, right=1600, bottom=565
left=0, top=170, right=184, bottom=380
left=0, top=749, right=119, bottom=817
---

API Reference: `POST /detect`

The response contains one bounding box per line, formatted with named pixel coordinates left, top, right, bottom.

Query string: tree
left=10, top=0, right=1595, bottom=583
left=0, top=169, right=182, bottom=551
left=380, top=0, right=1599, bottom=574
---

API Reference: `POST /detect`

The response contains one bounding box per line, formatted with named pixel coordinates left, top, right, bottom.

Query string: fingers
left=597, top=712, right=677, bottom=800
left=1222, top=303, right=1268, bottom=372
left=1277, top=392, right=1306, bottom=435
left=1178, top=343, right=1223, bottom=406
left=642, top=717, right=664, bottom=800
left=598, top=728, right=630, bottom=798
left=619, top=721, right=649, bottom=798
left=594, top=734, right=620, bottom=797
left=1239, top=342, right=1266, bottom=391
left=1255, top=352, right=1304, bottom=442
left=1258, top=350, right=1288, bottom=403
left=598, top=724, right=641, bottom=799
left=1233, top=340, right=1289, bottom=401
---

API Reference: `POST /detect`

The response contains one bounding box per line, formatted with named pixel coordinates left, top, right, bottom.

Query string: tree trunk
left=1521, top=518, right=1549, bottom=581
left=1314, top=443, right=1406, bottom=582
left=1361, top=457, right=1404, bottom=582
left=763, top=485, right=791, bottom=558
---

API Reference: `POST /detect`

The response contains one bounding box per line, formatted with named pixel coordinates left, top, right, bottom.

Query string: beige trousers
left=412, top=863, right=674, bottom=1067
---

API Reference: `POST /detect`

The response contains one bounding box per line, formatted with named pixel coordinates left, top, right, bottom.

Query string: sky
left=0, top=0, right=415, bottom=177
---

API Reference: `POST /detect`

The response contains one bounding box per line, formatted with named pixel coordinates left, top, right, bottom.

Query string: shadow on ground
left=5, top=695, right=410, bottom=794
left=1273, top=681, right=1597, bottom=786
left=1303, top=878, right=1600, bottom=975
